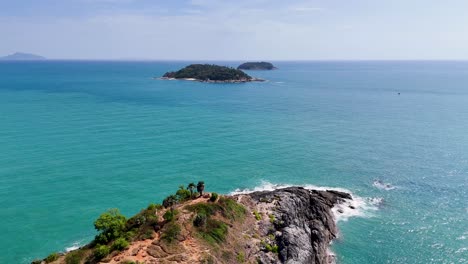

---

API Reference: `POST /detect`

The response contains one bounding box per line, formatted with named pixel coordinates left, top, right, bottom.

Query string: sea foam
left=65, top=241, right=85, bottom=252
left=230, top=181, right=380, bottom=222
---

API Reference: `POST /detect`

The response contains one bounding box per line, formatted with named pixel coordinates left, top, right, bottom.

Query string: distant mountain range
left=0, top=52, right=46, bottom=60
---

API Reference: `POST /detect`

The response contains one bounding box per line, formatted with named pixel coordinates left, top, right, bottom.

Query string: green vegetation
left=45, top=252, right=59, bottom=263
left=163, top=64, right=253, bottom=81
left=112, top=237, right=129, bottom=251
left=210, top=192, right=219, bottom=202
left=198, top=219, right=228, bottom=245
left=187, top=182, right=196, bottom=198
left=217, top=197, right=247, bottom=221
left=176, top=185, right=191, bottom=201
left=237, top=61, right=276, bottom=70
left=261, top=241, right=279, bottom=253
left=269, top=214, right=276, bottom=223
left=161, top=222, right=181, bottom=243
left=94, top=208, right=126, bottom=244
left=237, top=252, right=246, bottom=263
left=193, top=213, right=208, bottom=227
left=163, top=209, right=178, bottom=222
left=186, top=195, right=246, bottom=245
left=253, top=210, right=262, bottom=221
left=94, top=244, right=110, bottom=259
left=162, top=194, right=178, bottom=209
left=186, top=197, right=245, bottom=221
left=40, top=181, right=243, bottom=263
left=65, top=250, right=84, bottom=264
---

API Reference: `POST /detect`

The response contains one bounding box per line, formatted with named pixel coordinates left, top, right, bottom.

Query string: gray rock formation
left=247, top=187, right=352, bottom=264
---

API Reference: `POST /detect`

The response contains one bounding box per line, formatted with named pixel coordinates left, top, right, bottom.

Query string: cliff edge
left=33, top=185, right=352, bottom=264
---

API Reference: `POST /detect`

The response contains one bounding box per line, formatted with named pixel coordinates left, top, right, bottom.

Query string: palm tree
left=197, top=181, right=205, bottom=197
left=187, top=182, right=196, bottom=198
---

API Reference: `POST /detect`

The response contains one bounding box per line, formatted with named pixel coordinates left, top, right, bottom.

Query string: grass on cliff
left=185, top=196, right=246, bottom=245
left=185, top=197, right=246, bottom=221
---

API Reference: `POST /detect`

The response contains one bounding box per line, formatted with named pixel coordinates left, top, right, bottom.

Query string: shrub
left=163, top=209, right=178, bottom=222
left=176, top=185, right=191, bottom=201
left=94, top=244, right=110, bottom=259
left=193, top=213, right=207, bottom=227
left=124, top=230, right=136, bottom=241
left=253, top=210, right=262, bottom=220
left=142, top=230, right=154, bottom=240
left=45, top=252, right=59, bottom=263
left=65, top=250, right=84, bottom=264
left=147, top=203, right=162, bottom=211
left=126, top=214, right=146, bottom=228
left=94, top=208, right=126, bottom=242
left=161, top=222, right=181, bottom=243
left=262, top=241, right=279, bottom=253
left=269, top=214, right=275, bottom=223
left=209, top=193, right=218, bottom=202
left=112, top=237, right=129, bottom=251
left=237, top=252, right=245, bottom=263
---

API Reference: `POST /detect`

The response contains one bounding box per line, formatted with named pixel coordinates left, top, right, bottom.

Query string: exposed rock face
left=246, top=187, right=352, bottom=264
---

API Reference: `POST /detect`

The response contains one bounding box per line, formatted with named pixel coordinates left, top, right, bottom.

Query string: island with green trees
left=237, top=62, right=277, bottom=70
left=32, top=181, right=355, bottom=264
left=160, top=64, right=264, bottom=83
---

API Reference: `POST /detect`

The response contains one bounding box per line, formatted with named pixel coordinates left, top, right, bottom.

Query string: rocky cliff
left=33, top=187, right=352, bottom=264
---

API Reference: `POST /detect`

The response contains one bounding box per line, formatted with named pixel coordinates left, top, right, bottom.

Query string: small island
left=237, top=61, right=277, bottom=70
left=160, top=64, right=264, bottom=83
left=0, top=52, right=46, bottom=61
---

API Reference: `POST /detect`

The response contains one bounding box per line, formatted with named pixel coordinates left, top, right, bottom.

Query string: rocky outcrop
left=244, top=187, right=352, bottom=264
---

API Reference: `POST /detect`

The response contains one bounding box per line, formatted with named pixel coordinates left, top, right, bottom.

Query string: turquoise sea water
left=0, top=61, right=467, bottom=263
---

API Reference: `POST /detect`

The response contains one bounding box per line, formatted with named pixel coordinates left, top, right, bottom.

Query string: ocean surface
left=0, top=61, right=467, bottom=263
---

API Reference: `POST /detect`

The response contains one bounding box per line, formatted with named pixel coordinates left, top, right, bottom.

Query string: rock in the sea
left=247, top=187, right=352, bottom=264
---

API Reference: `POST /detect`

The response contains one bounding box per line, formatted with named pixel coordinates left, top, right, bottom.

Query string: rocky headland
left=33, top=184, right=353, bottom=264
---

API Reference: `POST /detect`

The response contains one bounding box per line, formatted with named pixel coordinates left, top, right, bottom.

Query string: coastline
left=157, top=77, right=266, bottom=83
left=33, top=184, right=365, bottom=264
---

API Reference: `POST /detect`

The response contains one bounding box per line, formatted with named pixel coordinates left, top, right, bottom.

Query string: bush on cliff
left=65, top=250, right=84, bottom=264
left=94, top=209, right=126, bottom=244
left=112, top=237, right=129, bottom=251
left=94, top=244, right=110, bottom=259
left=45, top=252, right=59, bottom=263
left=210, top=192, right=219, bottom=202
left=161, top=222, right=181, bottom=243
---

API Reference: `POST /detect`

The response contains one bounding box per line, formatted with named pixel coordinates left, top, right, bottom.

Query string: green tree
left=162, top=194, right=178, bottom=211
left=94, top=208, right=126, bottom=243
left=176, top=185, right=191, bottom=201
left=197, top=181, right=205, bottom=197
left=187, top=182, right=196, bottom=198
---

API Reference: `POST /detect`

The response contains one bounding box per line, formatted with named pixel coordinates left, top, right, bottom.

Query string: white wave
left=372, top=180, right=396, bottom=190
left=230, top=180, right=380, bottom=222
left=65, top=241, right=84, bottom=252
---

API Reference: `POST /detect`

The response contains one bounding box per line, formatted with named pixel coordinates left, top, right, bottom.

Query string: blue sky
left=1, top=0, right=467, bottom=60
